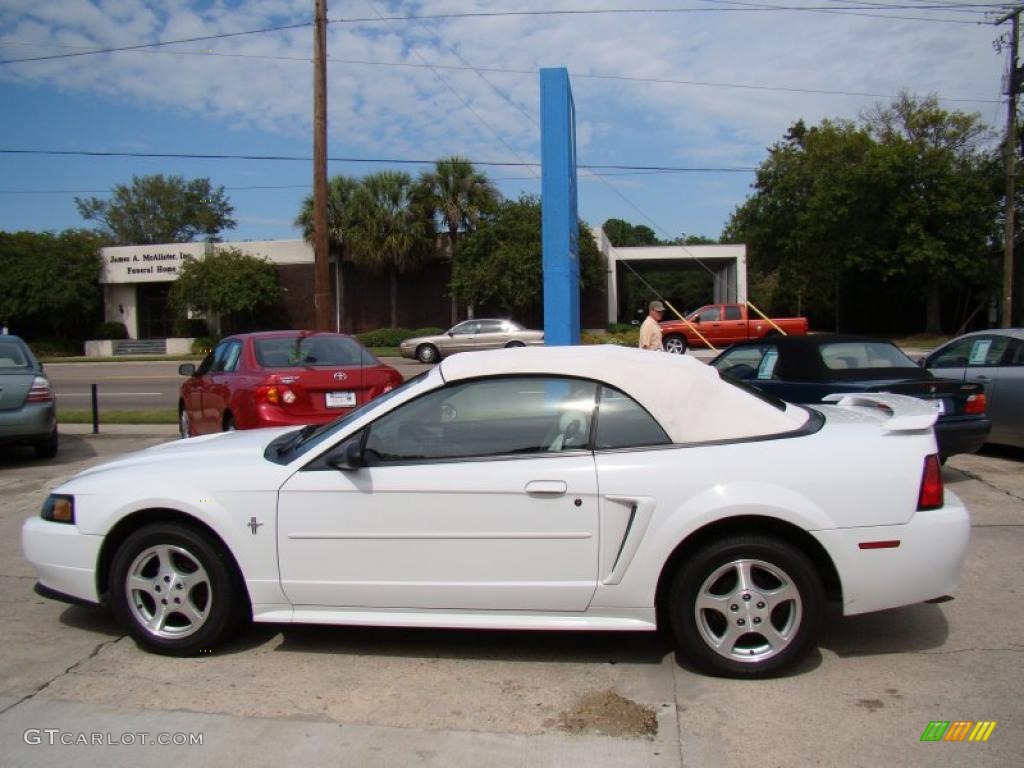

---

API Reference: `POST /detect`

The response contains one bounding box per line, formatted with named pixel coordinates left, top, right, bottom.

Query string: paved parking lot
left=0, top=431, right=1021, bottom=767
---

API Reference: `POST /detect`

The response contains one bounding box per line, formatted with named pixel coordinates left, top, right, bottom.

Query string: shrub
left=26, top=338, right=80, bottom=357
left=582, top=330, right=640, bottom=347
left=93, top=321, right=129, bottom=340
left=606, top=323, right=637, bottom=334
left=356, top=327, right=414, bottom=347
left=191, top=337, right=218, bottom=355
left=411, top=327, right=445, bottom=337
left=172, top=317, right=209, bottom=338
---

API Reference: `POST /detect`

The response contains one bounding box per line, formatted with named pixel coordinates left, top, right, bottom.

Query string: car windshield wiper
left=276, top=424, right=319, bottom=457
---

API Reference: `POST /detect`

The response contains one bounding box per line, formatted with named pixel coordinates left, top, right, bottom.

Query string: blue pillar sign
left=540, top=68, right=580, bottom=346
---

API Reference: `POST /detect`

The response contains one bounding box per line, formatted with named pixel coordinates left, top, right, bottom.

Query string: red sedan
left=177, top=331, right=404, bottom=437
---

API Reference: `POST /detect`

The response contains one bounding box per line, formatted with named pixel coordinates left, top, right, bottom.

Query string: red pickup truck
left=659, top=303, right=809, bottom=354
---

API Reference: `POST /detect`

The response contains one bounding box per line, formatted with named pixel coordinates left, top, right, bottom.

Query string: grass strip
left=60, top=409, right=178, bottom=425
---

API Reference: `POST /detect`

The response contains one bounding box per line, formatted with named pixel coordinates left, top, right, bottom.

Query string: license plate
left=326, top=391, right=356, bottom=408
left=931, top=399, right=946, bottom=415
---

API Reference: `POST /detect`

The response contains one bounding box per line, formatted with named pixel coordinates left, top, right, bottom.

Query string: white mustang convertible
left=23, top=346, right=969, bottom=677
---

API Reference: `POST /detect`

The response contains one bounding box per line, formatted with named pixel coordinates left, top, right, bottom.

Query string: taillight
left=917, top=454, right=944, bottom=511
left=256, top=385, right=301, bottom=406
left=26, top=376, right=54, bottom=403
left=964, top=393, right=986, bottom=415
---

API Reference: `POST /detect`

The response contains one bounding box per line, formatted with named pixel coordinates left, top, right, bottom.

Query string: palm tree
left=295, top=176, right=361, bottom=329
left=415, top=156, right=501, bottom=323
left=348, top=171, right=433, bottom=327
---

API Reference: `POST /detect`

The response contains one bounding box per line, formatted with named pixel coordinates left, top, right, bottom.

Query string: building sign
left=100, top=243, right=208, bottom=284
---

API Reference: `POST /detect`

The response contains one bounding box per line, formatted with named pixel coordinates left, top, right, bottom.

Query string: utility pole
left=997, top=7, right=1022, bottom=328
left=312, top=0, right=332, bottom=331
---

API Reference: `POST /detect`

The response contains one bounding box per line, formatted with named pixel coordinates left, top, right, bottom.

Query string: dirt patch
left=555, top=689, right=658, bottom=738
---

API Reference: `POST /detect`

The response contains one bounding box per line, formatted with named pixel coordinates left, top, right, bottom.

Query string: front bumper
left=22, top=517, right=102, bottom=605
left=813, top=489, right=970, bottom=616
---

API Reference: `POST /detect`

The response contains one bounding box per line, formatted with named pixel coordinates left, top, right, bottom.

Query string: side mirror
left=178, top=363, right=196, bottom=376
left=447, top=331, right=455, bottom=337
left=328, top=439, right=365, bottom=471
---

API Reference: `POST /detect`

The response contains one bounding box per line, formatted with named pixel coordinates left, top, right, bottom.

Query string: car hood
left=65, top=426, right=297, bottom=485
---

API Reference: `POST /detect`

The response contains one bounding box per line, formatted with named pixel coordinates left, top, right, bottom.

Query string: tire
left=505, top=341, right=525, bottom=348
left=668, top=535, right=823, bottom=677
left=223, top=413, right=236, bottom=432
left=663, top=335, right=687, bottom=355
left=108, top=523, right=241, bottom=656
left=416, top=344, right=439, bottom=364
left=178, top=405, right=191, bottom=439
left=34, top=427, right=58, bottom=459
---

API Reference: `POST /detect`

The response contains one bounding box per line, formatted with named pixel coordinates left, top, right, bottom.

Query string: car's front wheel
left=416, top=344, right=439, bottom=363
left=663, top=335, right=687, bottom=355
left=668, top=535, right=823, bottom=677
left=108, top=523, right=241, bottom=655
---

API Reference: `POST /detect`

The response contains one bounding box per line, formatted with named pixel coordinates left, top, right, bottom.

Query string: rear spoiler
left=821, top=393, right=938, bottom=432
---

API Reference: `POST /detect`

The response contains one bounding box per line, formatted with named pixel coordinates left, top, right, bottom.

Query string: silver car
left=925, top=328, right=1024, bottom=448
left=0, top=335, right=58, bottom=458
left=399, top=319, right=544, bottom=363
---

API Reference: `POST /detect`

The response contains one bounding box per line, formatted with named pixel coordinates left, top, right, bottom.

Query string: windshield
left=254, top=334, right=378, bottom=368
left=267, top=371, right=431, bottom=463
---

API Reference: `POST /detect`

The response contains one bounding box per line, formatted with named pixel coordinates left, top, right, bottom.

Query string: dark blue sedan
left=710, top=334, right=990, bottom=460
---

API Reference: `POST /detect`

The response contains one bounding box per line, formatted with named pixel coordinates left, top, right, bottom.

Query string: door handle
left=525, top=480, right=567, bottom=495
left=973, top=375, right=991, bottom=382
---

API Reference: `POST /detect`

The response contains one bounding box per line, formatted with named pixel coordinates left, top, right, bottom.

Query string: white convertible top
left=437, top=345, right=809, bottom=443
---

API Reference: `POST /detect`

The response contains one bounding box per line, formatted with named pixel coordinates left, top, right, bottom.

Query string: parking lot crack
left=952, top=468, right=1024, bottom=504
left=0, top=635, right=124, bottom=717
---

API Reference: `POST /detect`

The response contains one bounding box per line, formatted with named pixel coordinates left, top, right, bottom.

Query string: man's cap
left=649, top=300, right=665, bottom=312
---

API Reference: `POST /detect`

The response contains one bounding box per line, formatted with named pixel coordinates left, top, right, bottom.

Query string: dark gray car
left=925, top=329, right=1024, bottom=449
left=0, top=335, right=58, bottom=458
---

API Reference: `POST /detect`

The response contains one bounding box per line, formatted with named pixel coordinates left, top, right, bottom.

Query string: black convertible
left=710, top=334, right=990, bottom=460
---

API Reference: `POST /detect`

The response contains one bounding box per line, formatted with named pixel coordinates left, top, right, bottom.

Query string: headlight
left=41, top=494, right=75, bottom=524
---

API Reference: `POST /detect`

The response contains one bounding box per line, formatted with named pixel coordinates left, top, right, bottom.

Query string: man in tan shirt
left=639, top=300, right=665, bottom=350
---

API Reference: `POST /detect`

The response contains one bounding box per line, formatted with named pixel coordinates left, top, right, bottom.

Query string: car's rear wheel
left=416, top=344, right=439, bottom=363
left=668, top=535, right=823, bottom=677
left=33, top=427, right=58, bottom=459
left=663, top=335, right=687, bottom=355
left=109, top=523, right=241, bottom=656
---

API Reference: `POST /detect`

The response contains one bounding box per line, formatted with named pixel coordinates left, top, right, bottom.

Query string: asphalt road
left=45, top=357, right=429, bottom=412
left=0, top=430, right=1021, bottom=767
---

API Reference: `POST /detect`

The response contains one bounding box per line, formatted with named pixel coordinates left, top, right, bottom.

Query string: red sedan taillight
left=256, top=383, right=304, bottom=407
left=917, top=454, right=944, bottom=511
left=26, top=376, right=54, bottom=403
left=964, top=393, right=987, bottom=415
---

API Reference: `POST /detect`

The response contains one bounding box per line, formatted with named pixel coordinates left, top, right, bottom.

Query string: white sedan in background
left=23, top=346, right=969, bottom=677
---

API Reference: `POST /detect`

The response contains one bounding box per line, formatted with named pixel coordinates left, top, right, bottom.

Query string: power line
left=0, top=42, right=999, bottom=105
left=0, top=3, right=1002, bottom=65
left=0, top=147, right=757, bottom=172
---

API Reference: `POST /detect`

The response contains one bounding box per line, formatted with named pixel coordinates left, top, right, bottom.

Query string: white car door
left=277, top=376, right=601, bottom=611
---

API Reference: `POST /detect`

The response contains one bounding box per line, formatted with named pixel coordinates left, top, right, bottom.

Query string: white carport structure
left=593, top=228, right=747, bottom=324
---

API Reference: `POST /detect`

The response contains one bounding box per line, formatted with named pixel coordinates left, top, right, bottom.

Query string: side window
left=929, top=338, right=974, bottom=369
left=362, top=377, right=597, bottom=463
left=477, top=320, right=504, bottom=334
left=697, top=307, right=721, bottom=323
left=1008, top=339, right=1024, bottom=366
left=723, top=305, right=742, bottom=321
left=966, top=336, right=1010, bottom=367
left=594, top=385, right=670, bottom=449
left=210, top=341, right=241, bottom=373
left=451, top=321, right=478, bottom=336
left=713, top=346, right=774, bottom=381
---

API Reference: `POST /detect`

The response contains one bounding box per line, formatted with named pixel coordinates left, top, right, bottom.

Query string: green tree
left=76, top=174, right=236, bottom=244
left=453, top=195, right=604, bottom=318
left=723, top=98, right=1001, bottom=333
left=414, top=156, right=501, bottom=322
left=0, top=229, right=104, bottom=341
left=602, top=218, right=660, bottom=247
left=169, top=248, right=280, bottom=335
left=295, top=175, right=361, bottom=254
left=348, top=171, right=433, bottom=328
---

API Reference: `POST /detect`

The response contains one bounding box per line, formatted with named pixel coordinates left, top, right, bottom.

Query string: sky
left=0, top=0, right=1013, bottom=245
